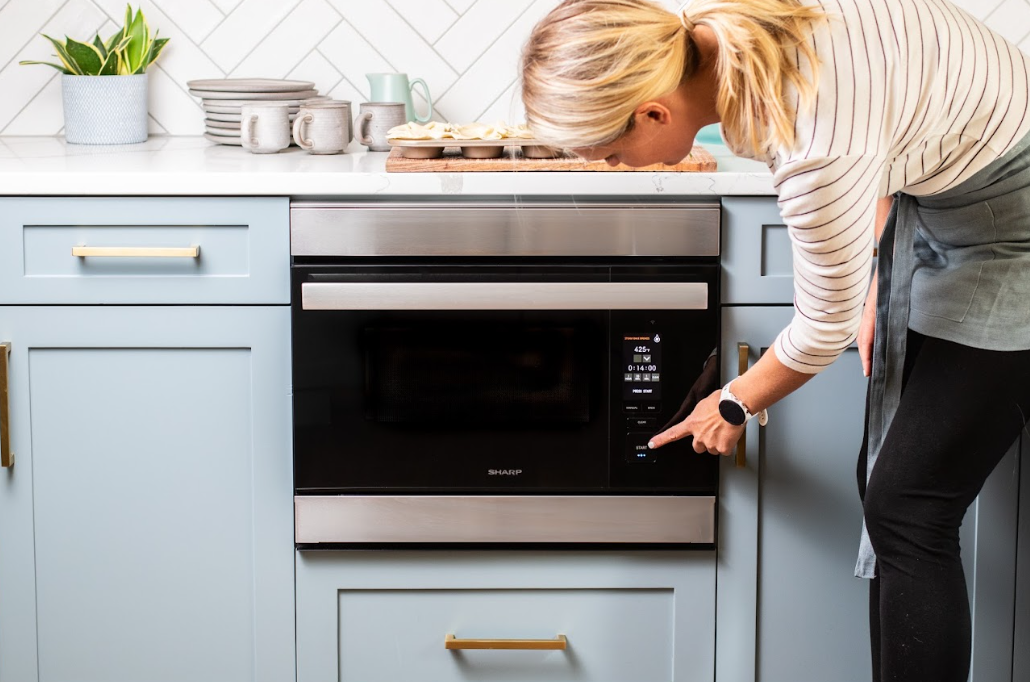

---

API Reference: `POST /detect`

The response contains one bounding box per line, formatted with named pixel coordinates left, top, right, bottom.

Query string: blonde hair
left=521, top=0, right=826, bottom=156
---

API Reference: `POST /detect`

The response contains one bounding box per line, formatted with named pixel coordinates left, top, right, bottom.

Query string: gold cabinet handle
left=72, top=246, right=200, bottom=258
left=734, top=342, right=769, bottom=469
left=1, top=343, right=11, bottom=468
left=445, top=634, right=567, bottom=650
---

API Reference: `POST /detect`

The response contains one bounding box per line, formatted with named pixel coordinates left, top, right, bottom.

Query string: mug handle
left=409, top=78, right=433, bottom=123
left=245, top=114, right=259, bottom=149
left=293, top=113, right=314, bottom=151
left=359, top=112, right=375, bottom=146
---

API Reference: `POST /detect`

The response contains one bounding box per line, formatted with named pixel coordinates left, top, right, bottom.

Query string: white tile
left=433, top=0, right=552, bottom=122
left=0, top=1, right=106, bottom=131
left=287, top=49, right=344, bottom=96
left=157, top=0, right=225, bottom=44
left=3, top=74, right=64, bottom=134
left=92, top=0, right=226, bottom=86
left=209, top=0, right=242, bottom=13
left=230, top=0, right=340, bottom=79
left=441, top=0, right=477, bottom=13
left=950, top=0, right=1005, bottom=20
left=148, top=63, right=206, bottom=134
left=324, top=0, right=457, bottom=96
left=434, top=0, right=533, bottom=73
left=476, top=79, right=523, bottom=124
left=326, top=76, right=364, bottom=105
left=0, top=0, right=70, bottom=71
left=201, top=0, right=303, bottom=72
left=984, top=0, right=1030, bottom=45
left=384, top=0, right=457, bottom=44
left=317, top=21, right=393, bottom=101
left=148, top=114, right=168, bottom=134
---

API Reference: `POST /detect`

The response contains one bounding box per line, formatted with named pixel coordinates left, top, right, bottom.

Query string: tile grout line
left=363, top=1, right=459, bottom=79
left=310, top=46, right=345, bottom=95
left=0, top=70, right=59, bottom=135
left=432, top=0, right=539, bottom=104
left=221, top=0, right=318, bottom=76
left=0, top=0, right=73, bottom=75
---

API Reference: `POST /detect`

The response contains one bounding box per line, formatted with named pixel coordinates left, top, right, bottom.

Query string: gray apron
left=856, top=132, right=1030, bottom=579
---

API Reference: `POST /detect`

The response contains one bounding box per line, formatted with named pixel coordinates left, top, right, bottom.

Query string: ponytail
left=682, top=0, right=826, bottom=156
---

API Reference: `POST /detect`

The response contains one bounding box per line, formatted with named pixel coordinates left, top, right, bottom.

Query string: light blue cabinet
left=0, top=195, right=294, bottom=682
left=296, top=550, right=715, bottom=682
left=0, top=306, right=295, bottom=682
left=719, top=306, right=871, bottom=682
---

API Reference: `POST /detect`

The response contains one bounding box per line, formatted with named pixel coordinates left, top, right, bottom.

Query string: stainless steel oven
left=290, top=200, right=721, bottom=548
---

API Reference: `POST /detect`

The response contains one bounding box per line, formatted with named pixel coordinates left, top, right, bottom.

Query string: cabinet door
left=0, top=306, right=294, bottom=682
left=718, top=306, right=872, bottom=682
left=296, top=551, right=715, bottom=682
left=718, top=306, right=1020, bottom=682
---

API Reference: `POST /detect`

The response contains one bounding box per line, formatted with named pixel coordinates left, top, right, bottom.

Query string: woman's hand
left=858, top=275, right=877, bottom=377
left=647, top=389, right=745, bottom=455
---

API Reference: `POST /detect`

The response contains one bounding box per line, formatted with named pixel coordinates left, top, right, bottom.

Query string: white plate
left=190, top=89, right=317, bottom=101
left=205, top=119, right=240, bottom=130
left=187, top=78, right=314, bottom=93
left=206, top=111, right=298, bottom=122
left=205, top=127, right=242, bottom=137
left=204, top=132, right=242, bottom=146
left=202, top=102, right=303, bottom=113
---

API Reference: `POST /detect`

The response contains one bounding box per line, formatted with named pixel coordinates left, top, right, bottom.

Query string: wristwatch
left=719, top=381, right=768, bottom=426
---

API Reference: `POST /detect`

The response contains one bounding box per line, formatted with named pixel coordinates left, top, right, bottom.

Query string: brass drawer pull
left=1, top=342, right=11, bottom=468
left=445, top=634, right=567, bottom=650
left=72, top=246, right=200, bottom=258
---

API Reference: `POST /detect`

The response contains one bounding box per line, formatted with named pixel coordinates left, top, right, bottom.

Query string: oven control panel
left=622, top=333, right=662, bottom=413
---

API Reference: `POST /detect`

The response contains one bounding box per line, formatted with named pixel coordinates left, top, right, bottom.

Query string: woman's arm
left=648, top=192, right=893, bottom=454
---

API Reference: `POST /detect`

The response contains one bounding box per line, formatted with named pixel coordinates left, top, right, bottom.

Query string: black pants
left=858, top=330, right=1030, bottom=682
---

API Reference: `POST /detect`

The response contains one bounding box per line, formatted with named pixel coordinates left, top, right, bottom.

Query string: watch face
left=719, top=399, right=746, bottom=426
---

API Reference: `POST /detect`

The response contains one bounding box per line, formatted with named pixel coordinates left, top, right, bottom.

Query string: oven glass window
left=366, top=324, right=590, bottom=424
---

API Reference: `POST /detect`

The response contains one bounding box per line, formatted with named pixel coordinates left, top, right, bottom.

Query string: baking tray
left=388, top=138, right=563, bottom=159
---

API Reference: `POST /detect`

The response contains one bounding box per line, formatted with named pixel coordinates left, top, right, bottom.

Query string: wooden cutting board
left=385, top=144, right=717, bottom=172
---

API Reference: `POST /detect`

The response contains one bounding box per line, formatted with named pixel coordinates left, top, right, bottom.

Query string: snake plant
left=19, top=5, right=169, bottom=76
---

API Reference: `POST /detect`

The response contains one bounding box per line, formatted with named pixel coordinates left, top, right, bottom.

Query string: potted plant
left=20, top=4, right=169, bottom=145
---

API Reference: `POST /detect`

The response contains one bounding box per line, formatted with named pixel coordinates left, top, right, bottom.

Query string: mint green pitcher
left=366, top=73, right=433, bottom=123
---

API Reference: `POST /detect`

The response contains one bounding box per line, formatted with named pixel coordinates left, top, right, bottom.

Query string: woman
left=521, top=1, right=1030, bottom=680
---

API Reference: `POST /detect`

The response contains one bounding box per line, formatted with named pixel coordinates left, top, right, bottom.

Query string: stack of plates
left=187, top=78, right=320, bottom=146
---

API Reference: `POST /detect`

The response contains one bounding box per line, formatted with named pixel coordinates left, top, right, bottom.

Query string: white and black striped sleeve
left=771, top=154, right=885, bottom=374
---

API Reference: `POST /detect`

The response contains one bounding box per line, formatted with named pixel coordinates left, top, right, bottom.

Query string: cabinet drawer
left=297, top=551, right=715, bottom=682
left=721, top=197, right=795, bottom=304
left=0, top=197, right=289, bottom=304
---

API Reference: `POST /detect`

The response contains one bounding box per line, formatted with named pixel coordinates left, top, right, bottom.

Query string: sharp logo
left=488, top=469, right=523, bottom=476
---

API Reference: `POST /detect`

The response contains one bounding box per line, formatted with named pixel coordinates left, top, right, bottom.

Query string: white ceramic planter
left=61, top=74, right=148, bottom=145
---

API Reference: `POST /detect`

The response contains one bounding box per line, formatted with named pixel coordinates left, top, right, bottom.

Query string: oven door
left=291, top=264, right=718, bottom=496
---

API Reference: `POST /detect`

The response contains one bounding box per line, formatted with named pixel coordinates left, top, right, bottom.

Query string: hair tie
left=677, top=2, right=696, bottom=32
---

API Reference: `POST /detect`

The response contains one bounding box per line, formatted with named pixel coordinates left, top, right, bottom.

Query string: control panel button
left=626, top=432, right=657, bottom=463
left=628, top=417, right=657, bottom=429
left=624, top=403, right=642, bottom=413
left=643, top=403, right=662, bottom=413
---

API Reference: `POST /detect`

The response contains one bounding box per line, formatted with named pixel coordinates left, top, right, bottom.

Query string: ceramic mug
left=357, top=102, right=407, bottom=152
left=292, top=102, right=350, bottom=154
left=240, top=103, right=290, bottom=154
left=299, top=100, right=352, bottom=143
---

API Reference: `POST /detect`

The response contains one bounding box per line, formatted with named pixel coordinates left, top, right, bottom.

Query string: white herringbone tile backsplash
left=0, top=0, right=1027, bottom=136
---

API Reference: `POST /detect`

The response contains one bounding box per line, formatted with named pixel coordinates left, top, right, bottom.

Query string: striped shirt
left=735, top=0, right=1030, bottom=374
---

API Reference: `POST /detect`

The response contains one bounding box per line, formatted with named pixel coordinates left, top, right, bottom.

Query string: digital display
left=622, top=333, right=662, bottom=401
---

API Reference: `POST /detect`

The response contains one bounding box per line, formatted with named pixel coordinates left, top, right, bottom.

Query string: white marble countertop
left=0, top=135, right=775, bottom=197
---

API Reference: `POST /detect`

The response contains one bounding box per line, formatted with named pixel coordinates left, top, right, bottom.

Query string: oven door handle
left=301, top=282, right=709, bottom=310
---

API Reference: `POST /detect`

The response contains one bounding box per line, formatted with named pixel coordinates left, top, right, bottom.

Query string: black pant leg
left=863, top=335, right=1030, bottom=682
